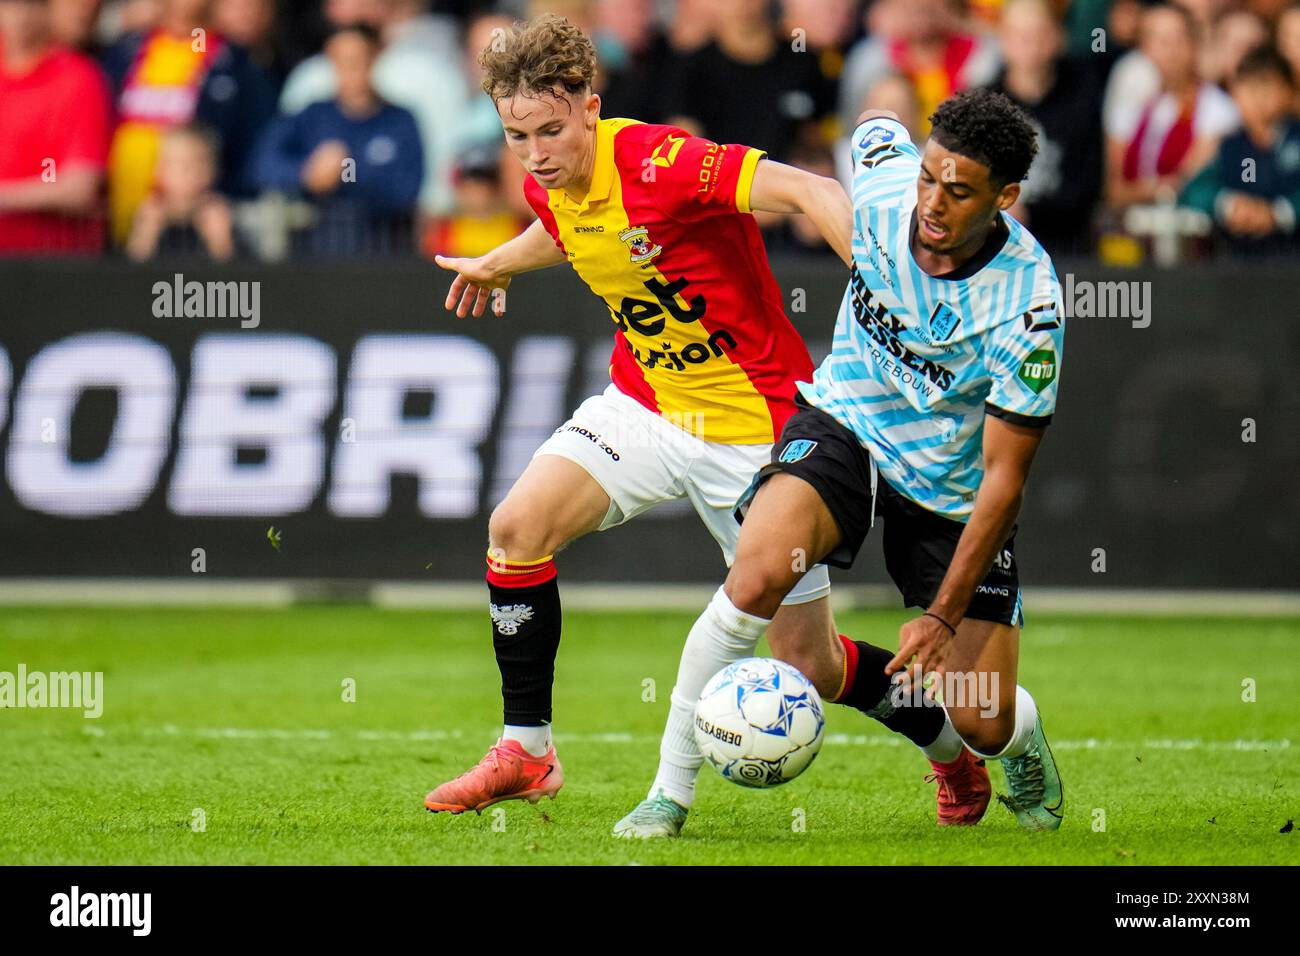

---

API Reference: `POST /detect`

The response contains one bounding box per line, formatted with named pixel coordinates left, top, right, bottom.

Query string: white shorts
left=533, top=384, right=831, bottom=606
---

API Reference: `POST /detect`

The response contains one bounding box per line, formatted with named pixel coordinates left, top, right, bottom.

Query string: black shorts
left=735, top=396, right=1024, bottom=627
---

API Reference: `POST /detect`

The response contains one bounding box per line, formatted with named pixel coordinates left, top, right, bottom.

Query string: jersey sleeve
left=984, top=274, right=1065, bottom=426
left=849, top=116, right=921, bottom=220
left=648, top=130, right=767, bottom=222
left=851, top=117, right=921, bottom=178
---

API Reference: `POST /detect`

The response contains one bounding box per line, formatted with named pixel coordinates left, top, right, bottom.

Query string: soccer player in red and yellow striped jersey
left=521, top=115, right=813, bottom=445
left=424, top=16, right=987, bottom=834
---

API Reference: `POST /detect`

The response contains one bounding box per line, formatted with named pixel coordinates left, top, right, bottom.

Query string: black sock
left=486, top=557, right=561, bottom=727
left=836, top=636, right=945, bottom=750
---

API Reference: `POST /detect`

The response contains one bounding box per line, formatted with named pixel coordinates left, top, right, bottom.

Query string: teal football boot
left=611, top=790, right=689, bottom=839
left=997, top=714, right=1064, bottom=831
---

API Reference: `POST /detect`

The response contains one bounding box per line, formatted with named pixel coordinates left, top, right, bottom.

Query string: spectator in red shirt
left=0, top=0, right=112, bottom=255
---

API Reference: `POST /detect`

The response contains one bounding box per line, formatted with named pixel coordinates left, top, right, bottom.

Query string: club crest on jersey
left=619, top=226, right=662, bottom=264
left=490, top=603, right=534, bottom=636
left=927, top=301, right=962, bottom=342
left=779, top=439, right=818, bottom=464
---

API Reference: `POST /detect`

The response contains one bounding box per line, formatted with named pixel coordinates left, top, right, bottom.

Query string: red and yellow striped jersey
left=523, top=117, right=813, bottom=444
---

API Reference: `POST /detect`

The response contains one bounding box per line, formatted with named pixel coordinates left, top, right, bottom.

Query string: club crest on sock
left=490, top=603, right=534, bottom=636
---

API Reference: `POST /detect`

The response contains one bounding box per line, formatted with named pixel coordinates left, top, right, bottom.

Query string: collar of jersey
left=553, top=118, right=617, bottom=213
left=906, top=207, right=1010, bottom=281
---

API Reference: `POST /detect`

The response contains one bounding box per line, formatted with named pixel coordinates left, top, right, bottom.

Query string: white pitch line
left=0, top=578, right=1296, bottom=616
left=75, top=725, right=1291, bottom=752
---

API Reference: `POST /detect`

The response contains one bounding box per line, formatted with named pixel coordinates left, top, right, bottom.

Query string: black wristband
left=923, top=611, right=957, bottom=636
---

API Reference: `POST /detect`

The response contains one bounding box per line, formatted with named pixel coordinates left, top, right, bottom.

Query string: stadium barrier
left=1, top=258, right=1296, bottom=591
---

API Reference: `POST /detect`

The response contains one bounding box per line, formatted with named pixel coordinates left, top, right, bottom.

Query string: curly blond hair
left=478, top=14, right=598, bottom=102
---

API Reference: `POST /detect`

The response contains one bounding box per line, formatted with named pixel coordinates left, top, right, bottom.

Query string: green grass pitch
left=1, top=605, right=1296, bottom=865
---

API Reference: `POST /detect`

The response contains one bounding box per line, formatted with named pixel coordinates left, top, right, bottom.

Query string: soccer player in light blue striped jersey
left=667, top=89, right=1066, bottom=831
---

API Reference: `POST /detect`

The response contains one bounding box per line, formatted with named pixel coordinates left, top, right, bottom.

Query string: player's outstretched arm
left=434, top=218, right=568, bottom=317
left=886, top=415, right=1046, bottom=680
left=747, top=160, right=854, bottom=266
left=854, top=108, right=901, bottom=129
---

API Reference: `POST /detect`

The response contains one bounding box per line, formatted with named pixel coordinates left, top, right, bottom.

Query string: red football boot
left=925, top=748, right=992, bottom=826
left=424, top=738, right=563, bottom=814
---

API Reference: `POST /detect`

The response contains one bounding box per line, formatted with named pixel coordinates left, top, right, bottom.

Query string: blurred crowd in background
left=3, top=0, right=1299, bottom=264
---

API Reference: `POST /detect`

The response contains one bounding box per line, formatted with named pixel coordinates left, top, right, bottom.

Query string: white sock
left=648, top=586, right=771, bottom=808
left=503, top=723, right=552, bottom=757
left=921, top=708, right=965, bottom=763
left=968, top=685, right=1038, bottom=760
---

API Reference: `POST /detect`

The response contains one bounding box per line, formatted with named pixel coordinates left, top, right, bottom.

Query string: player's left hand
left=434, top=255, right=511, bottom=317
left=885, top=613, right=956, bottom=698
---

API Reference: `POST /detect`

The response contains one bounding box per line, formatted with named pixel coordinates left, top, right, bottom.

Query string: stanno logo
left=650, top=135, right=686, bottom=168
left=50, top=886, right=151, bottom=936
left=574, top=225, right=604, bottom=233
left=857, top=123, right=902, bottom=168
left=1021, top=301, right=1060, bottom=332
left=867, top=226, right=896, bottom=274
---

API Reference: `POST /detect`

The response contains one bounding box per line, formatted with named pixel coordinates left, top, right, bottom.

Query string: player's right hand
left=885, top=612, right=954, bottom=695
left=434, top=255, right=511, bottom=318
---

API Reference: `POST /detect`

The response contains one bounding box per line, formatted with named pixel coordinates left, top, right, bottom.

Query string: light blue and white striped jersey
left=799, top=117, right=1065, bottom=520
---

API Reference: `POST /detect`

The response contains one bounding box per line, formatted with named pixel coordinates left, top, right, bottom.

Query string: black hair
left=927, top=88, right=1039, bottom=188
left=1235, top=44, right=1296, bottom=89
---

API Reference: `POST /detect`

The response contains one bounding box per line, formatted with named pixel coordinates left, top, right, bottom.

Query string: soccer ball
left=694, top=657, right=826, bottom=788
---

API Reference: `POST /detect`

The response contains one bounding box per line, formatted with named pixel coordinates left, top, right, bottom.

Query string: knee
left=488, top=501, right=550, bottom=560
left=724, top=563, right=794, bottom=620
